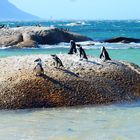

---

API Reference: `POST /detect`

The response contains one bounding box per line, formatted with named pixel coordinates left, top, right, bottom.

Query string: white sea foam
left=0, top=46, right=11, bottom=49
left=0, top=41, right=140, bottom=50
left=64, top=21, right=90, bottom=27
left=38, top=42, right=140, bottom=50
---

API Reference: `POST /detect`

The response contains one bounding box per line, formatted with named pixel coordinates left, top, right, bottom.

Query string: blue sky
left=9, top=0, right=140, bottom=20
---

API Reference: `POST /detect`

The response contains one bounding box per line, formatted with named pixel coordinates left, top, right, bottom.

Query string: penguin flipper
left=100, top=53, right=103, bottom=59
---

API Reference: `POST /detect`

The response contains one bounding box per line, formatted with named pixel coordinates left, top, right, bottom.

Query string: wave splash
left=39, top=41, right=140, bottom=50
left=63, top=21, right=90, bottom=27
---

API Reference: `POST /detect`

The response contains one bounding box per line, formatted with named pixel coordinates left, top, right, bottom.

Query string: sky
left=9, top=0, right=140, bottom=20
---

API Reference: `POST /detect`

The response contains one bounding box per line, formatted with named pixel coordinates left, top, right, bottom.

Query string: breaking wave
left=1, top=41, right=140, bottom=50
left=39, top=41, right=140, bottom=50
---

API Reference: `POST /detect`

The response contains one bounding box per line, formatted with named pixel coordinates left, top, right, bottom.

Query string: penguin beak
left=34, top=59, right=38, bottom=62
left=51, top=55, right=55, bottom=57
left=51, top=55, right=56, bottom=58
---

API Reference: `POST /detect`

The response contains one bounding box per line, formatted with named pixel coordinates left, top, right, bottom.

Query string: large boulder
left=0, top=26, right=92, bottom=48
left=104, top=37, right=140, bottom=43
left=0, top=54, right=140, bottom=109
left=0, top=33, right=23, bottom=46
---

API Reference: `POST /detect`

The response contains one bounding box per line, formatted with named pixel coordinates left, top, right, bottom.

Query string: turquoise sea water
left=0, top=103, right=140, bottom=140
left=0, top=20, right=140, bottom=139
left=0, top=48, right=140, bottom=66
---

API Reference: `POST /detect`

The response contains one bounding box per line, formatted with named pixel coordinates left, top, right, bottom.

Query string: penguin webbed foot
left=35, top=74, right=41, bottom=77
left=102, top=59, right=111, bottom=62
left=54, top=66, right=64, bottom=69
left=35, top=72, right=44, bottom=77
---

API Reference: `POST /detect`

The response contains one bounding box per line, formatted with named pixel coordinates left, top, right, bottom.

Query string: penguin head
left=101, top=46, right=106, bottom=52
left=70, top=40, right=74, bottom=44
left=76, top=44, right=81, bottom=47
left=34, top=58, right=42, bottom=63
left=51, top=54, right=57, bottom=59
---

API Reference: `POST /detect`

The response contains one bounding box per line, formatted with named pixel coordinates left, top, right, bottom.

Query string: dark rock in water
left=104, top=37, right=140, bottom=43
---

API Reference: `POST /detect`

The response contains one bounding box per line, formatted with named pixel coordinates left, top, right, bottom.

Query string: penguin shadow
left=57, top=68, right=79, bottom=78
left=40, top=73, right=73, bottom=91
left=105, top=61, right=120, bottom=66
left=87, top=60, right=102, bottom=66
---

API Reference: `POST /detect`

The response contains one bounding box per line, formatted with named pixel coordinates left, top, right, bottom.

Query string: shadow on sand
left=106, top=61, right=120, bottom=66
left=87, top=60, right=102, bottom=66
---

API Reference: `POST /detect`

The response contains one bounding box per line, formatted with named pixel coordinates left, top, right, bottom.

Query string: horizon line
left=0, top=19, right=140, bottom=22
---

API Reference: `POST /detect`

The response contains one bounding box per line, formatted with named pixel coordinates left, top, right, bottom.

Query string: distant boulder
left=0, top=33, right=23, bottom=46
left=0, top=26, right=92, bottom=48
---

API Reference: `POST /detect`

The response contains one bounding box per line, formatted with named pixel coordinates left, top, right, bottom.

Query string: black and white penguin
left=77, top=44, right=88, bottom=60
left=68, top=40, right=77, bottom=54
left=100, top=46, right=111, bottom=61
left=34, top=58, right=44, bottom=76
left=0, top=24, right=5, bottom=29
left=51, top=55, right=64, bottom=68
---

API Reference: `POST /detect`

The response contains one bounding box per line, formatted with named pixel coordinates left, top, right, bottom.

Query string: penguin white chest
left=102, top=52, right=105, bottom=58
left=34, top=64, right=44, bottom=76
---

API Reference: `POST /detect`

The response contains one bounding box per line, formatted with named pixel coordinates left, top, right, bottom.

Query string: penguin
left=77, top=44, right=88, bottom=60
left=0, top=25, right=5, bottom=29
left=34, top=58, right=44, bottom=76
left=68, top=40, right=77, bottom=54
left=51, top=55, right=64, bottom=68
left=100, top=46, right=111, bottom=61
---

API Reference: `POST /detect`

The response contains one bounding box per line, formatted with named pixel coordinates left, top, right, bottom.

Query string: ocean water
left=0, top=20, right=140, bottom=139
left=0, top=47, right=140, bottom=66
left=1, top=103, right=140, bottom=140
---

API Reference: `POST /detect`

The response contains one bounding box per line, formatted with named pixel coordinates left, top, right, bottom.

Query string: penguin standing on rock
left=77, top=44, right=88, bottom=60
left=34, top=58, right=44, bottom=76
left=100, top=46, right=111, bottom=61
left=51, top=55, right=64, bottom=68
left=68, top=40, right=77, bottom=54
